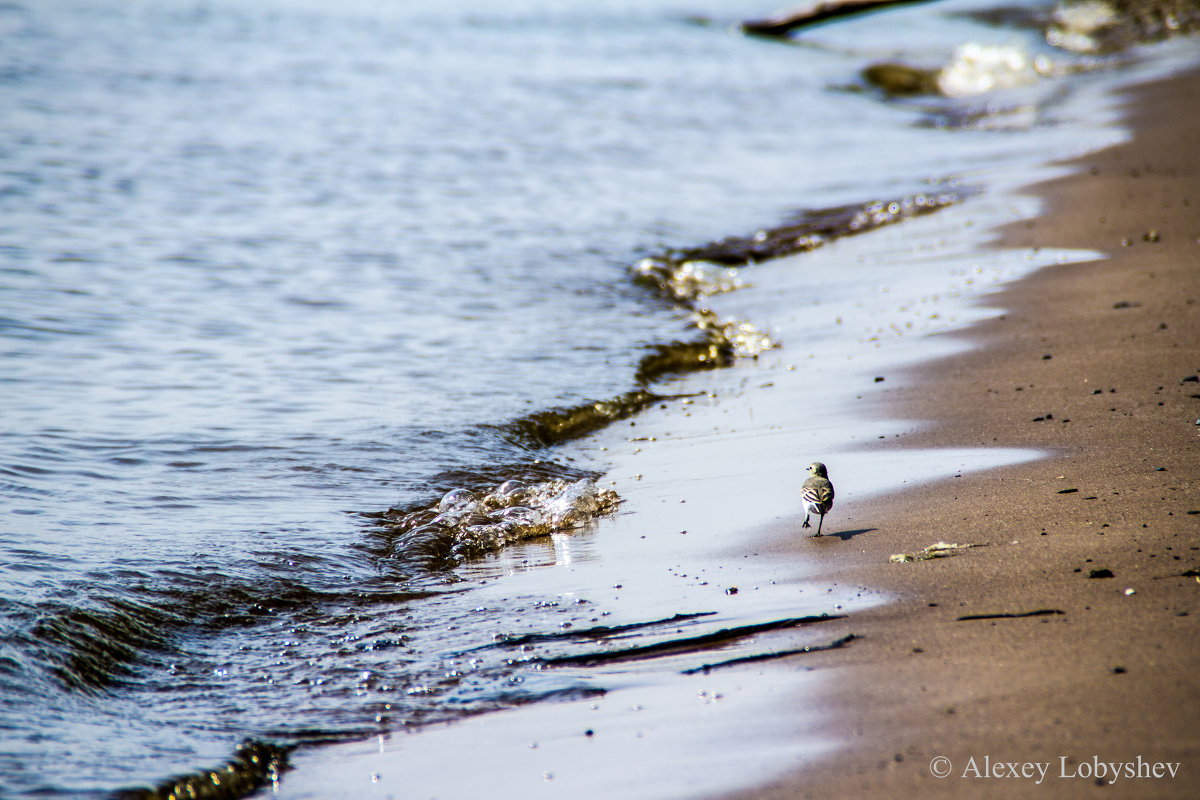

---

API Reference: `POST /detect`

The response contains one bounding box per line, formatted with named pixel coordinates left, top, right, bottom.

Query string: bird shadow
left=819, top=528, right=876, bottom=541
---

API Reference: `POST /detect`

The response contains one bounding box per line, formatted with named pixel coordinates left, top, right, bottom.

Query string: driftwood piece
left=741, top=0, right=939, bottom=36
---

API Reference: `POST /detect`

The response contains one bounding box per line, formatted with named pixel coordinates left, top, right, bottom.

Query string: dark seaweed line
left=680, top=633, right=861, bottom=675
left=532, top=614, right=844, bottom=668
left=110, top=740, right=288, bottom=800
left=495, top=389, right=682, bottom=449
left=957, top=608, right=1065, bottom=621
left=471, top=611, right=719, bottom=651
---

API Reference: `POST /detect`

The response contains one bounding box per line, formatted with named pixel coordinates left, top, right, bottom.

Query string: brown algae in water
left=113, top=739, right=288, bottom=800
left=693, top=309, right=776, bottom=358
left=508, top=390, right=665, bottom=445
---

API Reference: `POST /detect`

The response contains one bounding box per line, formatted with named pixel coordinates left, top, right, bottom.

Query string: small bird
left=801, top=461, right=835, bottom=536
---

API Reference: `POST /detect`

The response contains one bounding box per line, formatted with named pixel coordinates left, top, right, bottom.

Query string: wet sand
left=731, top=66, right=1200, bottom=797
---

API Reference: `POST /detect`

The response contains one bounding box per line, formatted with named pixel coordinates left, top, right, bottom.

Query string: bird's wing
left=801, top=478, right=834, bottom=508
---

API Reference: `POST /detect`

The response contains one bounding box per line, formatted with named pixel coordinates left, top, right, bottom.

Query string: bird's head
left=806, top=462, right=828, bottom=478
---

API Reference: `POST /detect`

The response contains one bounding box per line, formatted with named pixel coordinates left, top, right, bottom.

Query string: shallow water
left=1, top=0, right=1198, bottom=795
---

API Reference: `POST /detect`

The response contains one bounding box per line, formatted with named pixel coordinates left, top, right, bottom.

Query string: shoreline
left=258, top=54, right=1196, bottom=800
left=730, top=63, right=1200, bottom=798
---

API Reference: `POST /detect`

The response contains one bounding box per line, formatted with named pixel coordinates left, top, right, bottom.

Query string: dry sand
left=729, top=66, right=1200, bottom=798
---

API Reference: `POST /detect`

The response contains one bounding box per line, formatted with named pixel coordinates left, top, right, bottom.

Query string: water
left=1, top=0, right=1197, bottom=795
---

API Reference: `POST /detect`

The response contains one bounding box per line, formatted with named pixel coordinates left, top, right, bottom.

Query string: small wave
left=17, top=581, right=440, bottom=696
left=504, top=390, right=665, bottom=446
left=375, top=478, right=621, bottom=568
left=635, top=194, right=961, bottom=286
left=635, top=338, right=735, bottom=384
left=29, top=598, right=181, bottom=694
left=633, top=314, right=774, bottom=385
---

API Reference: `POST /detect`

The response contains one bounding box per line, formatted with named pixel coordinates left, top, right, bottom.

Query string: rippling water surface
left=2, top=0, right=1196, bottom=795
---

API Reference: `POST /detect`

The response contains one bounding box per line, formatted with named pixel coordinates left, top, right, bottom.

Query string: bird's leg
left=802, top=514, right=811, bottom=528
left=815, top=514, right=824, bottom=536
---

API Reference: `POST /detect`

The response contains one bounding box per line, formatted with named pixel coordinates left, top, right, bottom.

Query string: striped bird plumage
left=801, top=461, right=834, bottom=536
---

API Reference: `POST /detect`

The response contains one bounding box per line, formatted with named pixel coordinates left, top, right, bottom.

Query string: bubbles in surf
left=847, top=193, right=962, bottom=229
left=936, top=43, right=1054, bottom=97
left=631, top=258, right=746, bottom=302
left=693, top=309, right=776, bottom=358
left=1048, top=0, right=1122, bottom=52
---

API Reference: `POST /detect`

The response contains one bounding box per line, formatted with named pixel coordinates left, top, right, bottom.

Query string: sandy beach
left=263, top=53, right=1199, bottom=800
left=731, top=64, right=1200, bottom=798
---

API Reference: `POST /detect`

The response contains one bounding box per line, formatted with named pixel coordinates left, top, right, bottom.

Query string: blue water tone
left=1, top=0, right=1196, bottom=795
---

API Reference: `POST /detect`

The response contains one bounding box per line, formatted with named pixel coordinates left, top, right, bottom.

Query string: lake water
left=1, top=0, right=1196, bottom=796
